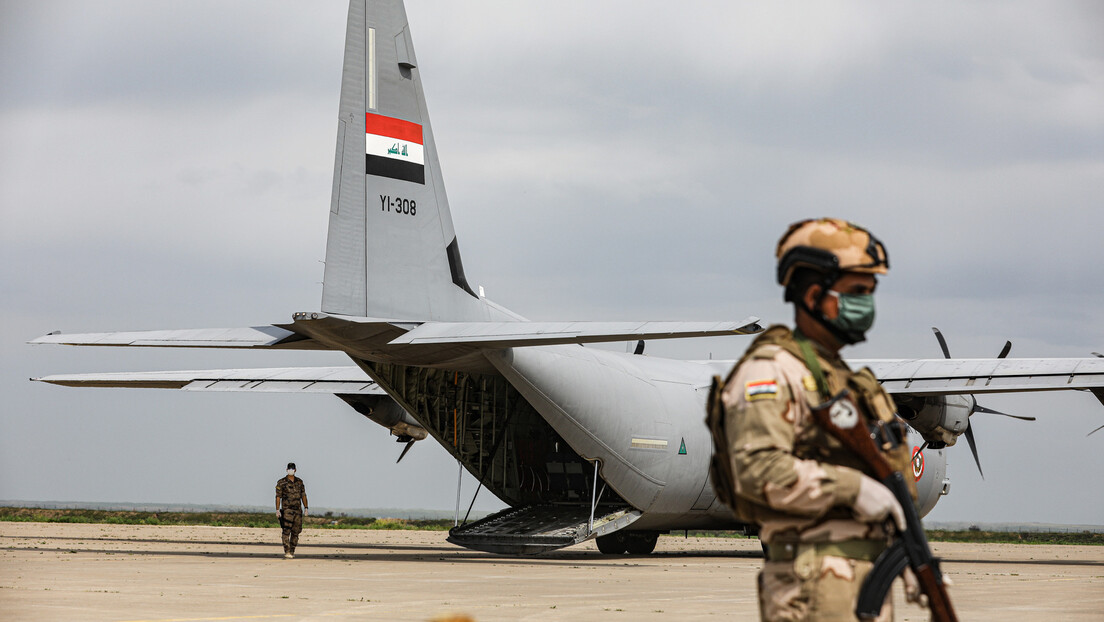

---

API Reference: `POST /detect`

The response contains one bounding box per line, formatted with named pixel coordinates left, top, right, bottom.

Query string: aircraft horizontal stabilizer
left=388, top=318, right=763, bottom=348
left=32, top=367, right=381, bottom=394
left=29, top=326, right=328, bottom=350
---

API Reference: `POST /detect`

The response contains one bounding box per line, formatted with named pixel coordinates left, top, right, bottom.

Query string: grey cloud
left=3, top=0, right=1102, bottom=525
left=0, top=1, right=344, bottom=110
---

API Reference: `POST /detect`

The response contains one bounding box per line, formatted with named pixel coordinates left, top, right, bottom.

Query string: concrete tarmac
left=1, top=522, right=1101, bottom=621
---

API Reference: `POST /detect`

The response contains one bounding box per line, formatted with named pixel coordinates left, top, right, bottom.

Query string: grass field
left=2, top=508, right=1100, bottom=545
left=0, top=507, right=451, bottom=531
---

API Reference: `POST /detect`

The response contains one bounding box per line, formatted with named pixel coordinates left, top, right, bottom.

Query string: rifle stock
left=810, top=390, right=958, bottom=622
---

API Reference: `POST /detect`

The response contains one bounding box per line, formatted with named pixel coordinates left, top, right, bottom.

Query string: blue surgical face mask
left=825, top=290, right=876, bottom=338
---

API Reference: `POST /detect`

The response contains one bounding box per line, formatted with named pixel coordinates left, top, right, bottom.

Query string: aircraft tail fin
left=322, top=0, right=491, bottom=322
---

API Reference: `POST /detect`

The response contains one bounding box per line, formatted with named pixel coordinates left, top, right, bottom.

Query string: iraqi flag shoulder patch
left=745, top=379, right=780, bottom=402
left=366, top=113, right=425, bottom=184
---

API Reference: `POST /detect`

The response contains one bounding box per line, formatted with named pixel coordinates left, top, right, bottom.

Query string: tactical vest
left=706, top=326, right=917, bottom=525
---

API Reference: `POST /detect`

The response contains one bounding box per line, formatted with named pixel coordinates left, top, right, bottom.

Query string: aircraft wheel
left=625, top=531, right=659, bottom=555
left=596, top=532, right=628, bottom=554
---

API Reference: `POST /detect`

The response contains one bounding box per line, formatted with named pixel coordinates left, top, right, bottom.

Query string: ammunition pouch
left=847, top=368, right=917, bottom=503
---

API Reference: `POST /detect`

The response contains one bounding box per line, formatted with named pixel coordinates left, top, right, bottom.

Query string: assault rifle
left=809, top=390, right=958, bottom=622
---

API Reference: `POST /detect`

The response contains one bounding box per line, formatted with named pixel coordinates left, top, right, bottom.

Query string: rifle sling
left=796, top=337, right=832, bottom=401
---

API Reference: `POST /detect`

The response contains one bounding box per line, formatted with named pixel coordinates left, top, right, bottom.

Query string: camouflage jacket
left=721, top=325, right=914, bottom=543
left=276, top=476, right=306, bottom=511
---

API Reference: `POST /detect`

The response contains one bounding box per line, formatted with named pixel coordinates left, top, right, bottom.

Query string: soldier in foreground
left=275, top=462, right=308, bottom=559
left=715, top=218, right=922, bottom=620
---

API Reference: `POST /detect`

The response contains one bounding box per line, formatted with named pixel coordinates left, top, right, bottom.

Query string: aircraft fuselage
left=351, top=338, right=946, bottom=533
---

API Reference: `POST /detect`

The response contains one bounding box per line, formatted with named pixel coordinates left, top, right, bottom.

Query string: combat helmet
left=775, top=218, right=889, bottom=345
left=776, top=217, right=888, bottom=294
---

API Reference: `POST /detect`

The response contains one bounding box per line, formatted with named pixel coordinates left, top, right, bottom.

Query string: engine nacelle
left=338, top=394, right=428, bottom=441
left=895, top=394, right=974, bottom=447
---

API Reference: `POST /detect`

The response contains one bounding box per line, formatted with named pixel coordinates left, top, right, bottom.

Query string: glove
left=853, top=474, right=905, bottom=530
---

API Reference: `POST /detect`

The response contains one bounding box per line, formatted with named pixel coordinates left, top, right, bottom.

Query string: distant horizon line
left=4, top=499, right=1101, bottom=532
left=0, top=499, right=490, bottom=521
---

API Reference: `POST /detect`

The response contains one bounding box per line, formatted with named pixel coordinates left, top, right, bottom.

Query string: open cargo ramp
left=448, top=504, right=642, bottom=555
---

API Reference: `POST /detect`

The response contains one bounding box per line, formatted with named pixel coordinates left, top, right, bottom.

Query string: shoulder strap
left=796, top=337, right=832, bottom=401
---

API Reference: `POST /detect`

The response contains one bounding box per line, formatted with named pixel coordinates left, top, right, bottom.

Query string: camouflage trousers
left=758, top=543, right=893, bottom=621
left=279, top=509, right=302, bottom=554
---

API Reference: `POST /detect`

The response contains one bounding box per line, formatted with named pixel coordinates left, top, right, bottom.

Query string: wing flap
left=33, top=367, right=382, bottom=395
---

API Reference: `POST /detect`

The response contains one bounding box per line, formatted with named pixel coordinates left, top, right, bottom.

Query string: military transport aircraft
left=31, top=0, right=1104, bottom=555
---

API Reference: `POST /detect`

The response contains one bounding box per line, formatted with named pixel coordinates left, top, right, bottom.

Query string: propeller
left=931, top=328, right=1036, bottom=478
left=633, top=340, right=645, bottom=355
left=971, top=404, right=1036, bottom=421
left=396, top=436, right=416, bottom=463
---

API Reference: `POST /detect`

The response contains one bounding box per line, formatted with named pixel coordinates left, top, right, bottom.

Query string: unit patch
left=828, top=398, right=859, bottom=429
left=745, top=379, right=779, bottom=402
left=802, top=375, right=818, bottom=392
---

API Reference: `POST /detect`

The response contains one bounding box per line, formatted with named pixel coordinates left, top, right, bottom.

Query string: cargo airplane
left=32, top=0, right=1104, bottom=554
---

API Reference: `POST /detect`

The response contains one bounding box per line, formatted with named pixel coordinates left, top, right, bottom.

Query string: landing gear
left=596, top=531, right=628, bottom=554
left=596, top=531, right=659, bottom=555
left=625, top=531, right=659, bottom=554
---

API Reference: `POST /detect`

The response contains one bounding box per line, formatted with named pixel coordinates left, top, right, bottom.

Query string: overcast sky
left=2, top=1, right=1102, bottom=526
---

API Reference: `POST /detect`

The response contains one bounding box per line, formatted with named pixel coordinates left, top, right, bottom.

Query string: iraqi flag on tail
left=365, top=113, right=425, bottom=184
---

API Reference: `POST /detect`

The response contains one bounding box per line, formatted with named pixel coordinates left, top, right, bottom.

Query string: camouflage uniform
left=723, top=325, right=914, bottom=622
left=276, top=475, right=306, bottom=555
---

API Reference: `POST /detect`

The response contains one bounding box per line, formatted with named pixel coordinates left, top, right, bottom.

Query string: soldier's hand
left=902, top=567, right=952, bottom=606
left=276, top=509, right=282, bottom=519
left=853, top=474, right=905, bottom=530
left=302, top=508, right=308, bottom=517
left=902, top=567, right=928, bottom=607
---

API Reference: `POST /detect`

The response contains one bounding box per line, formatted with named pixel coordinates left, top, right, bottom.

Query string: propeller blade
left=634, top=340, right=645, bottom=355
left=972, top=404, right=1036, bottom=421
left=1088, top=424, right=1104, bottom=437
left=963, top=422, right=984, bottom=479
left=931, top=327, right=951, bottom=359
left=1093, top=352, right=1103, bottom=359
left=998, top=341, right=1012, bottom=359
left=396, top=439, right=415, bottom=463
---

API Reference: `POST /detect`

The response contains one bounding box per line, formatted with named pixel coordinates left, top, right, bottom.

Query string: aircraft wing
left=32, top=367, right=382, bottom=394
left=30, top=315, right=763, bottom=355
left=856, top=357, right=1104, bottom=399
left=386, top=318, right=764, bottom=347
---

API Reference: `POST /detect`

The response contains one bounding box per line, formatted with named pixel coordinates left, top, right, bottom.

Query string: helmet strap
left=799, top=273, right=867, bottom=346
